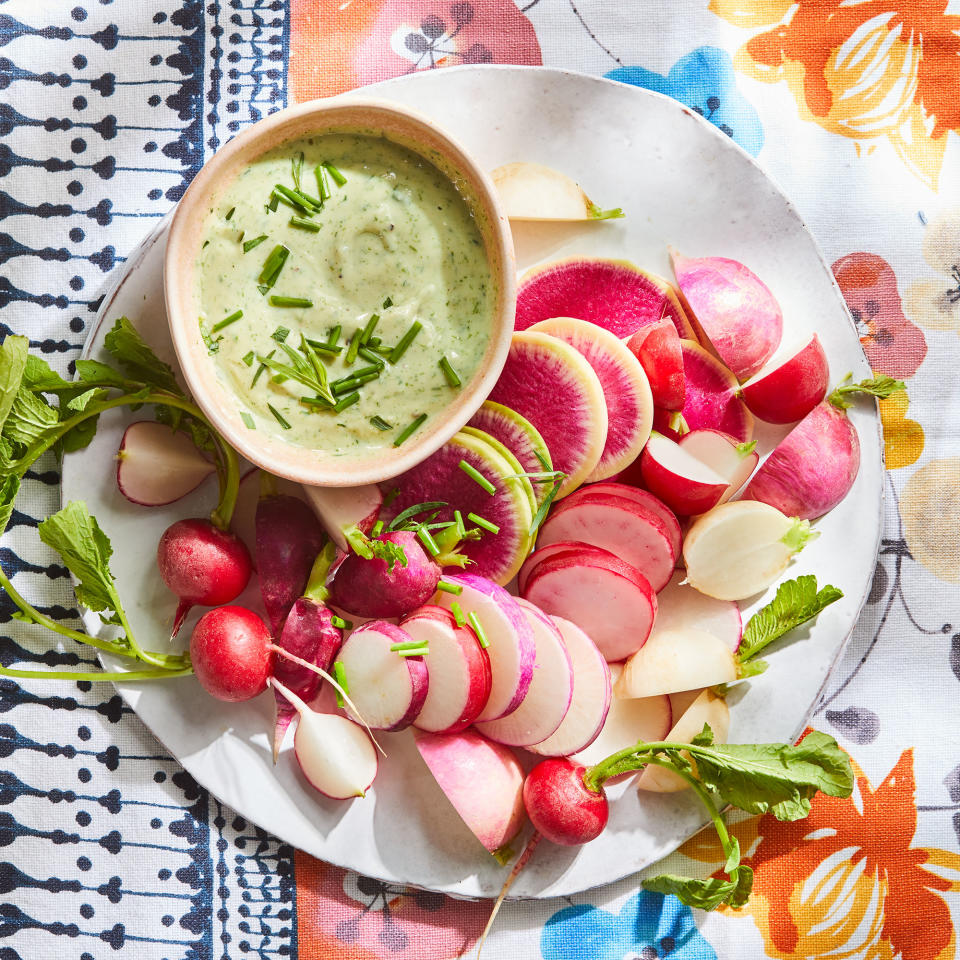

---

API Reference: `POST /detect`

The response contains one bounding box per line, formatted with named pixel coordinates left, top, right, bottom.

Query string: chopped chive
left=274, top=183, right=319, bottom=213
left=458, top=459, right=495, bottom=495
left=382, top=296, right=393, bottom=309
left=241, top=350, right=255, bottom=367
left=243, top=234, right=268, bottom=253
left=345, top=328, right=361, bottom=366
left=251, top=349, right=275, bottom=387
left=267, top=404, right=291, bottom=430
left=212, top=309, right=243, bottom=332
left=290, top=215, right=321, bottom=232
left=326, top=325, right=341, bottom=348
left=451, top=601, right=466, bottom=627
left=367, top=337, right=381, bottom=348
left=331, top=377, right=367, bottom=396
left=333, top=660, right=348, bottom=707
left=359, top=313, right=379, bottom=346
left=388, top=321, right=422, bottom=364
left=393, top=413, right=427, bottom=447
left=467, top=512, right=500, bottom=534
left=468, top=612, right=490, bottom=649
left=323, top=160, right=347, bottom=186
left=202, top=239, right=210, bottom=248
left=225, top=206, right=235, bottom=221
left=390, top=640, right=429, bottom=653
left=271, top=326, right=290, bottom=343
left=437, top=580, right=462, bottom=595
left=453, top=509, right=466, bottom=539
left=258, top=244, right=289, bottom=287
left=333, top=391, right=360, bottom=413
left=382, top=488, right=400, bottom=509
left=439, top=355, right=462, bottom=388
left=417, top=526, right=440, bottom=557
left=269, top=295, right=313, bottom=308
left=314, top=165, right=330, bottom=202
left=372, top=343, right=396, bottom=357
left=240, top=412, right=255, bottom=430
left=358, top=347, right=385, bottom=368
left=397, top=647, right=429, bottom=657
left=331, top=615, right=351, bottom=630
left=300, top=396, right=334, bottom=409
left=291, top=151, right=304, bottom=192
left=304, top=339, right=341, bottom=357
left=370, top=415, right=392, bottom=432
left=371, top=519, right=384, bottom=537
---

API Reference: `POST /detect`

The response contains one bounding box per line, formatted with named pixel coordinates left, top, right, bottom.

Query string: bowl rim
left=164, top=96, right=515, bottom=488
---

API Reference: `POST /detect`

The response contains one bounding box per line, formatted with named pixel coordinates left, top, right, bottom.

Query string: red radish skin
left=231, top=470, right=307, bottom=567
left=626, top=318, right=686, bottom=410
left=742, top=400, right=860, bottom=520
left=517, top=541, right=615, bottom=595
left=678, top=429, right=759, bottom=505
left=670, top=249, right=783, bottom=380
left=523, top=758, right=608, bottom=846
left=190, top=605, right=273, bottom=702
left=116, top=421, right=214, bottom=507
left=157, top=519, right=253, bottom=637
left=679, top=341, right=754, bottom=442
left=640, top=433, right=728, bottom=516
left=740, top=334, right=829, bottom=424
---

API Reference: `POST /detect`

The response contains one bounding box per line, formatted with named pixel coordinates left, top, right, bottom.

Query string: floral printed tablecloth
left=3, top=2, right=960, bottom=958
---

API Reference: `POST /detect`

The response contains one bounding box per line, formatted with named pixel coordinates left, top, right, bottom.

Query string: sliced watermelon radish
left=467, top=401, right=554, bottom=507
left=679, top=340, right=754, bottom=442
left=488, top=330, right=607, bottom=498
left=528, top=317, right=653, bottom=481
left=379, top=431, right=533, bottom=585
left=517, top=540, right=616, bottom=594
left=459, top=426, right=537, bottom=519
left=515, top=258, right=697, bottom=340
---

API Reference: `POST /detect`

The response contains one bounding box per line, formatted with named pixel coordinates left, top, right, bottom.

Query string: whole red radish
left=157, top=518, right=252, bottom=636
left=627, top=317, right=686, bottom=410
left=190, top=605, right=273, bottom=702
left=523, top=758, right=609, bottom=845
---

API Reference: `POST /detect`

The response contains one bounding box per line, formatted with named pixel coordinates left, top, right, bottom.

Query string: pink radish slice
left=527, top=617, right=612, bottom=757
left=414, top=728, right=526, bottom=853
left=474, top=598, right=573, bottom=747
left=517, top=541, right=616, bottom=594
left=640, top=433, right=728, bottom=517
left=116, top=421, right=215, bottom=506
left=529, top=317, right=653, bottom=480
left=402, top=606, right=492, bottom=734
left=523, top=554, right=657, bottom=662
left=434, top=574, right=536, bottom=722
left=678, top=429, right=759, bottom=504
left=515, top=257, right=697, bottom=340
left=538, top=493, right=676, bottom=592
left=301, top=483, right=381, bottom=551
left=626, top=317, right=686, bottom=410
left=488, top=331, right=607, bottom=497
left=335, top=621, right=428, bottom=732
left=654, top=571, right=742, bottom=652
left=740, top=334, right=829, bottom=424
left=679, top=340, right=754, bottom=442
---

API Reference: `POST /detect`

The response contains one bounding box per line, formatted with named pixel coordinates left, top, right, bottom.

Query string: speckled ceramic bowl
left=164, top=98, right=515, bottom=487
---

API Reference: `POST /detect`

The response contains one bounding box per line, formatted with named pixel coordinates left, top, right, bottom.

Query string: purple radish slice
left=460, top=426, right=537, bottom=518
left=528, top=317, right=653, bottom=481
left=402, top=606, right=492, bottom=734
left=654, top=570, right=742, bottom=652
left=467, top=400, right=554, bottom=506
left=116, top=421, right=215, bottom=507
left=517, top=540, right=617, bottom=595
left=678, top=340, right=754, bottom=442
left=488, top=331, right=607, bottom=498
left=527, top=616, right=612, bottom=757
left=433, top=574, right=536, bottom=722
left=515, top=257, right=698, bottom=340
left=301, top=483, right=382, bottom=551
left=231, top=470, right=307, bottom=565
left=335, top=621, right=428, bottom=731
left=379, top=431, right=533, bottom=585
left=474, top=598, right=573, bottom=747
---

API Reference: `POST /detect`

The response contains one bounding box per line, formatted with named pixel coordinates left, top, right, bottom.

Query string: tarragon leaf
left=103, top=316, right=181, bottom=394
left=0, top=335, right=29, bottom=433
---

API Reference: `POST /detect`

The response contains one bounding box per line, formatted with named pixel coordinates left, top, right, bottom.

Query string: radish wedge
left=336, top=621, right=428, bottom=731
left=515, top=257, right=697, bottom=340
left=491, top=162, right=621, bottom=221
left=414, top=728, right=526, bottom=854
left=679, top=340, right=754, bottom=442
left=488, top=330, right=607, bottom=498
left=640, top=433, right=729, bottom=517
left=654, top=571, right=742, bottom=652
left=527, top=617, right=612, bottom=757
left=403, top=606, right=492, bottom=735
left=740, top=334, right=829, bottom=424
left=626, top=317, right=686, bottom=410
left=615, top=628, right=737, bottom=698
left=434, top=574, right=536, bottom=722
left=529, top=317, right=653, bottom=480
left=523, top=552, right=657, bottom=662
left=683, top=500, right=816, bottom=600
left=474, top=598, right=573, bottom=747
left=301, top=483, right=381, bottom=551
left=116, top=421, right=215, bottom=506
left=678, top=429, right=759, bottom=505
left=231, top=469, right=305, bottom=562
left=517, top=540, right=616, bottom=594
left=460, top=426, right=538, bottom=518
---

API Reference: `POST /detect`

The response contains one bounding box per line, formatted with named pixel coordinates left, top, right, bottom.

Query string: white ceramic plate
left=61, top=66, right=882, bottom=899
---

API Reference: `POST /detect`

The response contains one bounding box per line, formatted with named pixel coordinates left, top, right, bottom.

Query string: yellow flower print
left=879, top=391, right=924, bottom=469
left=904, top=207, right=960, bottom=334
left=901, top=457, right=960, bottom=584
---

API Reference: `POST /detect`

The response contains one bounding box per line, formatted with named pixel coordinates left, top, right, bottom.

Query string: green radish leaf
left=104, top=316, right=181, bottom=394
left=0, top=337, right=29, bottom=436
left=587, top=201, right=625, bottom=221
left=59, top=416, right=100, bottom=455
left=736, top=440, right=757, bottom=457
left=66, top=388, right=110, bottom=413
left=780, top=518, right=818, bottom=552
left=724, top=835, right=741, bottom=875
left=2, top=386, right=59, bottom=451
left=691, top=723, right=715, bottom=747
left=0, top=474, right=21, bottom=539
left=737, top=658, right=769, bottom=679
left=75, top=359, right=129, bottom=388
left=728, top=864, right=754, bottom=908
left=22, top=354, right=74, bottom=393
left=368, top=538, right=407, bottom=573
left=827, top=373, right=906, bottom=409
left=642, top=873, right=741, bottom=911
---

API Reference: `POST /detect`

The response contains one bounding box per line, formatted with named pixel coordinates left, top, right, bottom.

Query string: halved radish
left=640, top=433, right=729, bottom=517
left=654, top=571, right=742, bottom=652
left=474, top=598, right=573, bottom=747
left=488, top=330, right=607, bottom=497
left=678, top=429, right=759, bottom=505
left=336, top=621, right=428, bottom=731
left=434, top=574, right=536, bottom=722
left=740, top=334, right=829, bottom=424
left=683, top=500, right=815, bottom=600
left=491, top=162, right=621, bottom=221
left=679, top=341, right=754, bottom=442
left=460, top=426, right=537, bottom=519
left=515, top=258, right=697, bottom=340
left=528, top=317, right=653, bottom=480
left=626, top=317, right=686, bottom=410
left=523, top=553, right=657, bottom=662
left=527, top=616, right=612, bottom=757
left=402, top=606, right=492, bottom=735
left=116, top=421, right=215, bottom=506
left=517, top=540, right=615, bottom=595
left=537, top=494, right=675, bottom=592
left=615, top=627, right=737, bottom=698
left=301, top=483, right=381, bottom=551
left=231, top=469, right=306, bottom=564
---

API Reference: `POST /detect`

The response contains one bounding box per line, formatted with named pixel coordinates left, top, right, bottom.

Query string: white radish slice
left=527, top=616, right=611, bottom=757
left=679, top=429, right=759, bottom=505
left=528, top=317, right=653, bottom=481
left=301, top=483, right=382, bottom=550
left=272, top=680, right=378, bottom=800
left=116, top=421, right=215, bottom=506
left=414, top=728, right=526, bottom=854
left=538, top=494, right=676, bottom=592
left=523, top=553, right=657, bottom=662
left=491, top=162, right=617, bottom=221
left=640, top=432, right=729, bottom=517
left=488, top=330, right=608, bottom=498
left=654, top=571, right=742, bottom=652
left=517, top=540, right=617, bottom=595
left=683, top=500, right=813, bottom=600
left=336, top=621, right=428, bottom=731
left=434, top=574, right=536, bottom=722
left=402, top=606, right=492, bottom=735
left=637, top=689, right=730, bottom=793
left=474, top=598, right=573, bottom=747
left=615, top=628, right=737, bottom=698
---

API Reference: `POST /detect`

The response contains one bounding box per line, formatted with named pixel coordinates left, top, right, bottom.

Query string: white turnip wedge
left=678, top=429, right=759, bottom=505
left=300, top=483, right=382, bottom=551
left=654, top=571, right=742, bottom=651
left=527, top=617, right=611, bottom=757
left=336, top=621, right=428, bottom=732
left=491, top=162, right=621, bottom=221
left=434, top=574, right=536, bottom=722
left=116, top=421, right=215, bottom=506
left=474, top=598, right=573, bottom=747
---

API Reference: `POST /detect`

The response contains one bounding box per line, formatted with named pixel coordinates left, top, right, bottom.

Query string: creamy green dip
left=196, top=133, right=493, bottom=456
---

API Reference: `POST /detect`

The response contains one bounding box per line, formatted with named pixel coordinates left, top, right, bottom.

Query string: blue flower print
left=541, top=889, right=717, bottom=960
left=606, top=46, right=764, bottom=156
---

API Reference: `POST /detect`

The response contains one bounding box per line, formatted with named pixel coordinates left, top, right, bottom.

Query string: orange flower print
left=710, top=1, right=960, bottom=189
left=904, top=207, right=960, bottom=334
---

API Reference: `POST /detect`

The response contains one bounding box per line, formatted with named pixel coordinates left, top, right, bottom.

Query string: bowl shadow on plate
left=510, top=219, right=621, bottom=276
